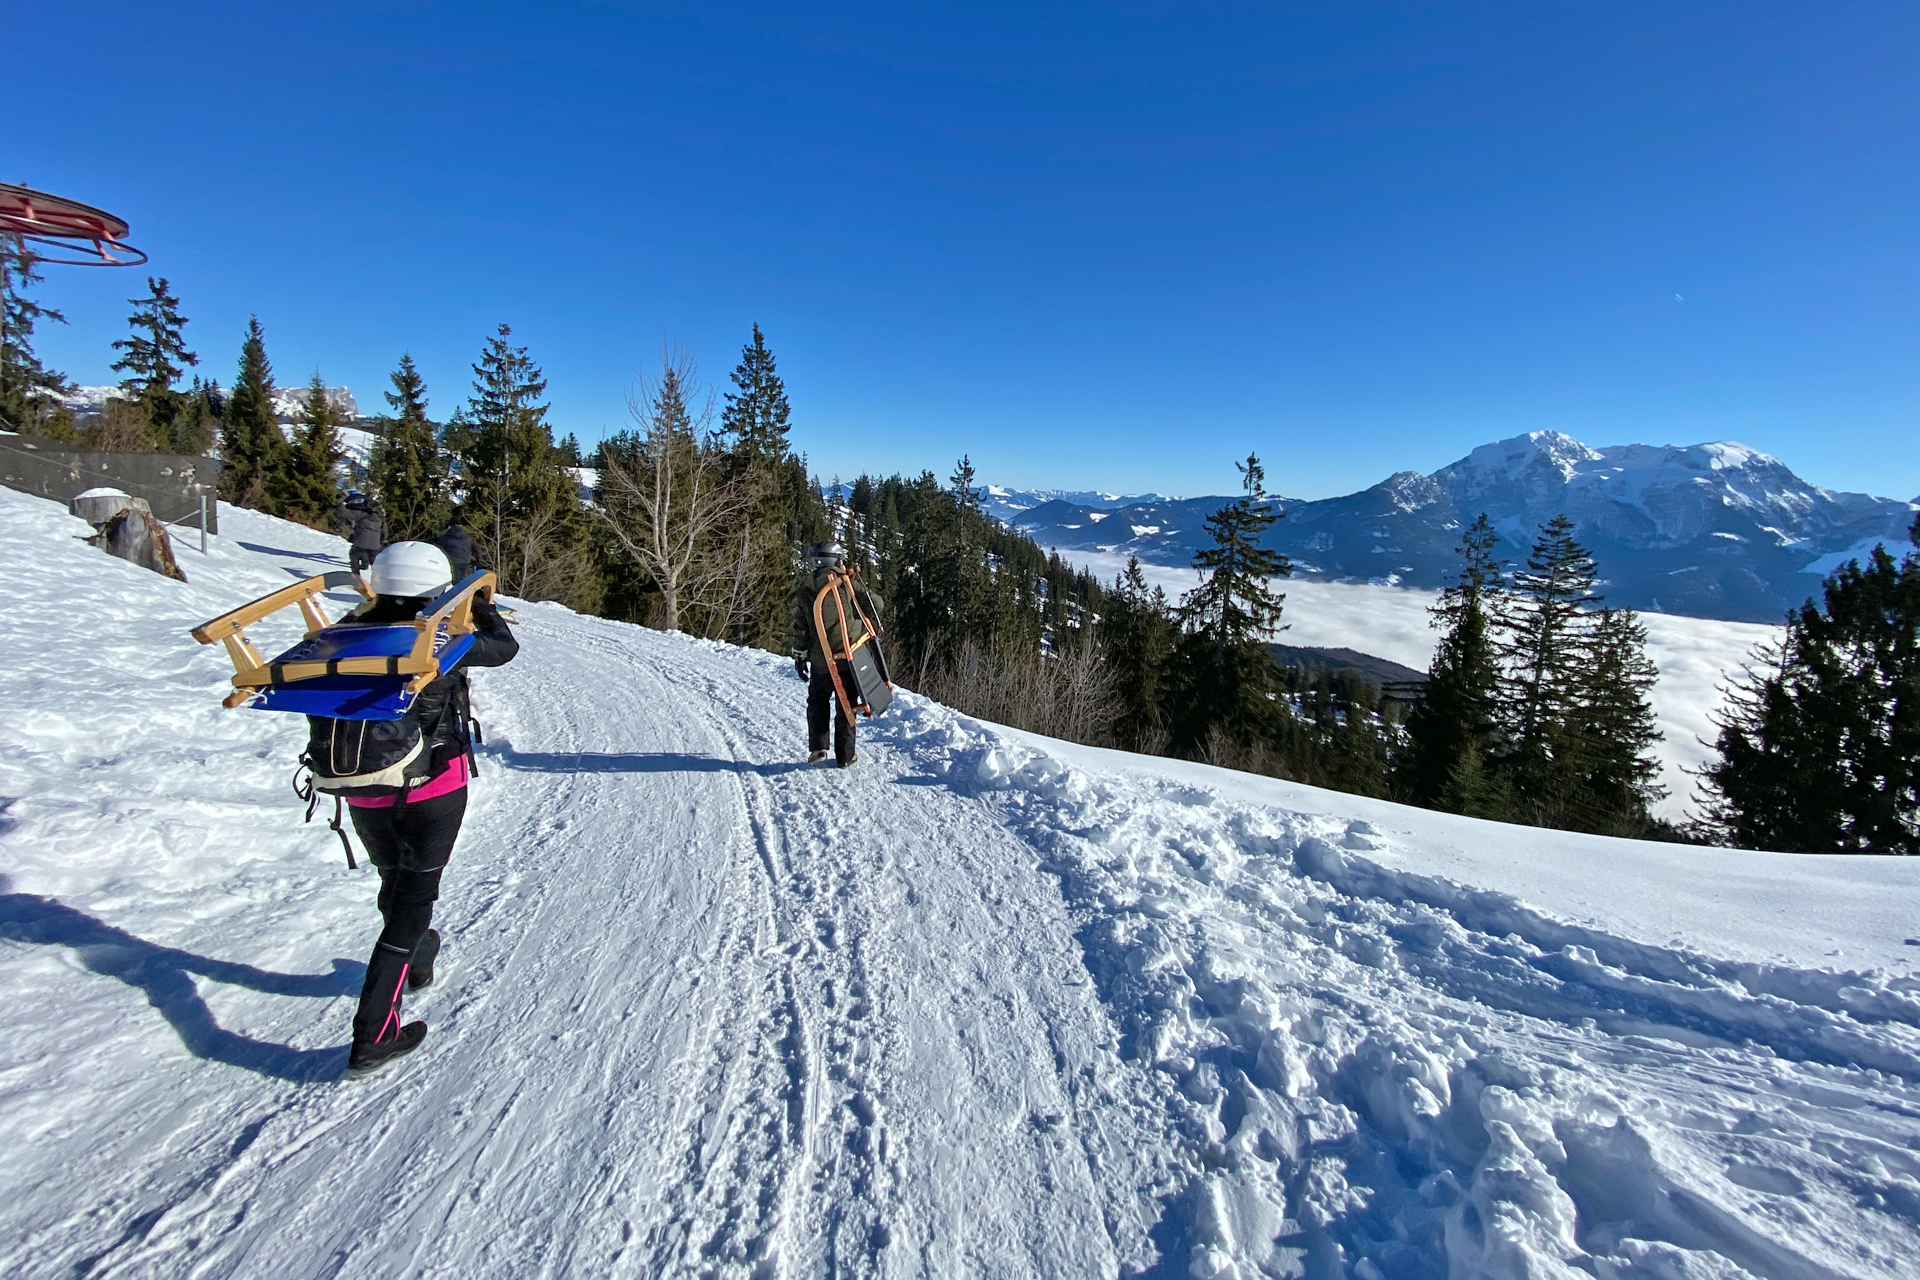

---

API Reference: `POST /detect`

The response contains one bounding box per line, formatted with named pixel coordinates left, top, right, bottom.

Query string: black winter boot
left=349, top=941, right=426, bottom=1075
left=348, top=1021, right=427, bottom=1075
left=409, top=929, right=440, bottom=991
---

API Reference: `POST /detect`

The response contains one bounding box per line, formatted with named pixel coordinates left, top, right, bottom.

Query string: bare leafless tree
left=595, top=346, right=762, bottom=634
left=907, top=627, right=1122, bottom=746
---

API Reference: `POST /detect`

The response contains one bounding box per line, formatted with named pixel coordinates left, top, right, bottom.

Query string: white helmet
left=366, top=541, right=453, bottom=599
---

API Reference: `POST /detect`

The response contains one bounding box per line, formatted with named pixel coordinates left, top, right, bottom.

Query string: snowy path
left=4, top=490, right=1920, bottom=1278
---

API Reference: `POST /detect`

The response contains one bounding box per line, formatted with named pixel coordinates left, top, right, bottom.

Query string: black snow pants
left=807, top=663, right=856, bottom=765
left=346, top=785, right=467, bottom=1044
left=349, top=545, right=375, bottom=574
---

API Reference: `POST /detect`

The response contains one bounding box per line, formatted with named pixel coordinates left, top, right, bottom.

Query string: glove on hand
left=794, top=657, right=810, bottom=680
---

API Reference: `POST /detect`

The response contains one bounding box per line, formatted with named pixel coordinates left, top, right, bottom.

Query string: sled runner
left=191, top=571, right=499, bottom=719
left=812, top=566, right=893, bottom=724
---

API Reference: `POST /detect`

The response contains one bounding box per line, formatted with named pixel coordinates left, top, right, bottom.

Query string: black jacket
left=436, top=525, right=484, bottom=580
left=789, top=564, right=883, bottom=668
left=356, top=593, right=518, bottom=768
left=337, top=505, right=387, bottom=552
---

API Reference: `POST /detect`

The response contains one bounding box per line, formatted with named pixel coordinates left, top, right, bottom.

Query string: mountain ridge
left=1001, top=431, right=1917, bottom=623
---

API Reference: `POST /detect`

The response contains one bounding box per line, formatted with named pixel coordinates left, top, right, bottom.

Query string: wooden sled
left=191, top=571, right=498, bottom=719
left=812, top=568, right=893, bottom=726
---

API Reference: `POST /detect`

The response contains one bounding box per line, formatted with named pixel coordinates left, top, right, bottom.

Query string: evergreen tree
left=1286, top=670, right=1392, bottom=797
left=1702, top=537, right=1920, bottom=853
left=110, top=277, right=198, bottom=449
left=719, top=323, right=793, bottom=467
left=459, top=322, right=550, bottom=555
left=217, top=316, right=286, bottom=507
left=1173, top=454, right=1291, bottom=748
left=1399, top=514, right=1508, bottom=813
left=169, top=377, right=222, bottom=457
left=269, top=373, right=346, bottom=522
left=716, top=324, right=802, bottom=649
left=950, top=454, right=978, bottom=511
left=1489, top=515, right=1665, bottom=833
left=1568, top=607, right=1666, bottom=833
left=456, top=324, right=598, bottom=609
left=1099, top=556, right=1178, bottom=750
left=890, top=471, right=993, bottom=659
left=0, top=235, right=72, bottom=434
left=369, top=354, right=449, bottom=541
left=1494, top=514, right=1599, bottom=823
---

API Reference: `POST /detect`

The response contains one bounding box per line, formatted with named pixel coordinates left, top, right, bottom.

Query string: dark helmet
left=806, top=541, right=846, bottom=565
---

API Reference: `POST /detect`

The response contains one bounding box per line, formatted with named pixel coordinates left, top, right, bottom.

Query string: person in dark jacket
left=435, top=522, right=485, bottom=582
left=336, top=492, right=387, bottom=575
left=788, top=542, right=882, bottom=767
left=341, top=541, right=518, bottom=1074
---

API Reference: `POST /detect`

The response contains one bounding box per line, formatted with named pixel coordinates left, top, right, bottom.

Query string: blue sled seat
left=251, top=625, right=477, bottom=720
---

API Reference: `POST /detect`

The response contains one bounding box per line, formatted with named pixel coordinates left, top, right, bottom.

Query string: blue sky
left=11, top=2, right=1917, bottom=500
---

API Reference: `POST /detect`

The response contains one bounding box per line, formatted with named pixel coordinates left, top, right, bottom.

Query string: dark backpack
left=303, top=714, right=435, bottom=798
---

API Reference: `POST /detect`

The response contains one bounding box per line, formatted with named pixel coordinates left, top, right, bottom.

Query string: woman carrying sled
left=340, top=541, right=518, bottom=1073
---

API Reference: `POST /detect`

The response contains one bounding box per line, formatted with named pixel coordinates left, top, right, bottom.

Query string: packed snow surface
left=4, top=486, right=1920, bottom=1279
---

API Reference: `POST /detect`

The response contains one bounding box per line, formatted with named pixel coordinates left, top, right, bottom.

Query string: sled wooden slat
left=190, top=571, right=367, bottom=644
left=811, top=567, right=892, bottom=727
left=191, top=570, right=499, bottom=717
left=227, top=653, right=441, bottom=690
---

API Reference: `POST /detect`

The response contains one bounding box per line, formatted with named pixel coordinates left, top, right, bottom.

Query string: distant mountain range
left=976, top=486, right=1169, bottom=523
left=996, top=432, right=1918, bottom=624
left=62, top=384, right=361, bottom=421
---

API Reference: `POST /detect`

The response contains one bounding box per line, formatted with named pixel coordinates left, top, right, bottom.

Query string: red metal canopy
left=0, top=182, right=146, bottom=266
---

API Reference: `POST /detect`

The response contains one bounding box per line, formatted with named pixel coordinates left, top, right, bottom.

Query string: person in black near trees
left=789, top=542, right=882, bottom=768
left=336, top=490, right=387, bottom=575
left=435, top=521, right=485, bottom=581
left=341, top=541, right=518, bottom=1074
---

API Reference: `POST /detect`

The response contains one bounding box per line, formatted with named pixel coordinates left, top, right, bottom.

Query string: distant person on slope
left=336, top=491, right=387, bottom=576
left=789, top=542, right=882, bottom=768
left=435, top=521, right=486, bottom=581
left=339, top=541, right=518, bottom=1074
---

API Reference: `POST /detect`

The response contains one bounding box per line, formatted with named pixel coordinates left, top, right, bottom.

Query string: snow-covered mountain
left=975, top=484, right=1168, bottom=525
left=822, top=482, right=1168, bottom=527
left=268, top=384, right=358, bottom=421
left=3, top=485, right=1917, bottom=1278
left=1007, top=431, right=1918, bottom=622
left=60, top=384, right=361, bottom=424
left=57, top=384, right=125, bottom=413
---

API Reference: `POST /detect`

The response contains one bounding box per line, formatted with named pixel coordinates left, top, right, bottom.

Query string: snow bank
left=901, top=713, right=1920, bottom=1278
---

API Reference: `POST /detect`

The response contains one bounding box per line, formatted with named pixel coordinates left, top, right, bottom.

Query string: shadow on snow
left=237, top=541, right=344, bottom=565
left=0, top=881, right=359, bottom=1083
left=490, top=748, right=811, bottom=778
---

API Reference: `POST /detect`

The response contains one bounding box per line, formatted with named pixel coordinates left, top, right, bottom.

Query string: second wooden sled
left=191, top=570, right=499, bottom=720
left=812, top=568, right=893, bottom=726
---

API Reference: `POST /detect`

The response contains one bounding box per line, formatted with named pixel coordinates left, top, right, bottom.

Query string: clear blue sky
left=12, top=2, right=1918, bottom=501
